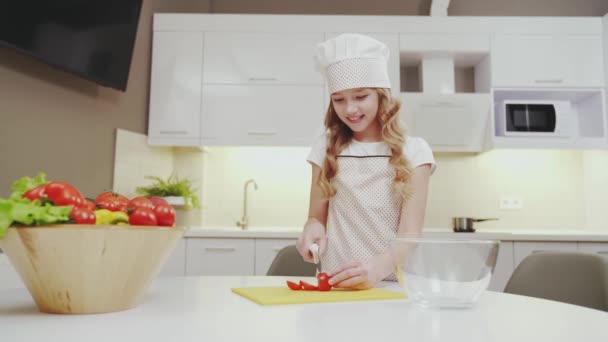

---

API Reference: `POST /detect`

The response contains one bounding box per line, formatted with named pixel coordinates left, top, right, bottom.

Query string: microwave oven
left=499, top=100, right=573, bottom=137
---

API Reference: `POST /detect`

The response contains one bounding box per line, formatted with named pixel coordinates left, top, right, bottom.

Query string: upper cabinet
left=201, top=32, right=325, bottom=146
left=148, top=14, right=607, bottom=150
left=491, top=34, right=604, bottom=88
left=148, top=31, right=203, bottom=147
left=203, top=32, right=323, bottom=85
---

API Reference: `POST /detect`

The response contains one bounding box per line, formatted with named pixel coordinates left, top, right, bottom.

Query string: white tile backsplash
left=112, top=129, right=608, bottom=231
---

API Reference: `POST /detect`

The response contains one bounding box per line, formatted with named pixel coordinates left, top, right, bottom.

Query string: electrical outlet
left=500, top=196, right=524, bottom=210
left=499, top=197, right=511, bottom=210
left=511, top=196, right=523, bottom=210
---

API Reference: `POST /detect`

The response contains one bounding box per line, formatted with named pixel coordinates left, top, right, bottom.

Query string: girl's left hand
left=327, top=260, right=382, bottom=290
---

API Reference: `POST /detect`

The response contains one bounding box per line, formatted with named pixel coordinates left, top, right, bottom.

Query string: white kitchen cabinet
left=577, top=242, right=608, bottom=257
left=400, top=92, right=491, bottom=152
left=488, top=241, right=514, bottom=292
left=148, top=31, right=203, bottom=146
left=513, top=241, right=578, bottom=268
left=491, top=34, right=604, bottom=88
left=203, top=32, right=323, bottom=85
left=254, top=238, right=298, bottom=275
left=186, top=238, right=255, bottom=276
left=158, top=238, right=186, bottom=277
left=201, top=84, right=325, bottom=146
left=0, top=250, right=24, bottom=291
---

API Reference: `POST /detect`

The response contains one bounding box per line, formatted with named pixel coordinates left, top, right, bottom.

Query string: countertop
left=1, top=276, right=606, bottom=342
left=184, top=226, right=608, bottom=241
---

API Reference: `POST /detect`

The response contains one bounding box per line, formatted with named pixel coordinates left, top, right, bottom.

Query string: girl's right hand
left=296, top=218, right=327, bottom=263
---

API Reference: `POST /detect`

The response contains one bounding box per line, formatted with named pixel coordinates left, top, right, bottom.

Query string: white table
left=1, top=276, right=607, bottom=341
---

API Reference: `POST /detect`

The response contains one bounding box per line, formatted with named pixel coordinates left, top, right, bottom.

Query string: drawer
left=577, top=242, right=608, bottom=257
left=186, top=238, right=255, bottom=276
left=513, top=241, right=578, bottom=268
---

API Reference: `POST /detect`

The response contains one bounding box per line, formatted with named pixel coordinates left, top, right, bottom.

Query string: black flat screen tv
left=0, top=1, right=143, bottom=91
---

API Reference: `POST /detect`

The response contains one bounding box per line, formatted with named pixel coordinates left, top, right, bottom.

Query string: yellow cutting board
left=231, top=286, right=407, bottom=305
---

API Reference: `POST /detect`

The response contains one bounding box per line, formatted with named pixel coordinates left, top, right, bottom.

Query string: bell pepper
left=94, top=209, right=129, bottom=225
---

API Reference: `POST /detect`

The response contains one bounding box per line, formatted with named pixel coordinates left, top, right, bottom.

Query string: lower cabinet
left=158, top=238, right=187, bottom=277
left=167, top=238, right=608, bottom=290
left=488, top=241, right=514, bottom=292
left=0, top=250, right=24, bottom=290
left=577, top=242, right=608, bottom=256
left=186, top=238, right=255, bottom=276
left=513, top=241, right=578, bottom=268
left=254, top=239, right=298, bottom=275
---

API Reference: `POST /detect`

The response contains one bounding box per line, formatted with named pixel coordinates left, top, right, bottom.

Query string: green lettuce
left=0, top=173, right=71, bottom=239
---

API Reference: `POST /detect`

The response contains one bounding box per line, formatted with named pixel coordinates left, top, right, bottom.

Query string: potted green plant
left=135, top=174, right=201, bottom=209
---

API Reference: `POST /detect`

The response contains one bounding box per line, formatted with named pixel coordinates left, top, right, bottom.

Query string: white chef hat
left=315, top=33, right=391, bottom=94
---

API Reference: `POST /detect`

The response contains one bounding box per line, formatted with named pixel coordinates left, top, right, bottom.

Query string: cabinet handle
left=597, top=251, right=608, bottom=255
left=247, top=131, right=277, bottom=136
left=204, top=247, right=236, bottom=252
left=272, top=247, right=284, bottom=252
left=534, top=79, right=563, bottom=84
left=531, top=250, right=547, bottom=254
left=159, top=130, right=189, bottom=135
left=249, top=77, right=277, bottom=82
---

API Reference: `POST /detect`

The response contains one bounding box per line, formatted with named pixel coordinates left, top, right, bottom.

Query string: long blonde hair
left=318, top=88, right=412, bottom=199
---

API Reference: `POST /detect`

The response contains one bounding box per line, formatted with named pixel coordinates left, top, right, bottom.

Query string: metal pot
left=452, top=217, right=498, bottom=232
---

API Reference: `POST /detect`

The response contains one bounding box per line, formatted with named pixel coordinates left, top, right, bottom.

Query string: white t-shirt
left=306, top=134, right=436, bottom=173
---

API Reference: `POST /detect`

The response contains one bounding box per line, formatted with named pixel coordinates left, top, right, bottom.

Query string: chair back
left=266, top=245, right=316, bottom=276
left=504, top=251, right=608, bottom=311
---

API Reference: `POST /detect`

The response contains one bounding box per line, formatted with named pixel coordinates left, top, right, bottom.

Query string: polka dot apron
left=321, top=154, right=402, bottom=281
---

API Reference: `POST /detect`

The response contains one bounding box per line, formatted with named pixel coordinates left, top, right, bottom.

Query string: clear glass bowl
left=390, top=237, right=500, bottom=308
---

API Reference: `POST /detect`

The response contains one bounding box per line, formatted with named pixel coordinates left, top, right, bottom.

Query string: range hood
left=400, top=56, right=491, bottom=153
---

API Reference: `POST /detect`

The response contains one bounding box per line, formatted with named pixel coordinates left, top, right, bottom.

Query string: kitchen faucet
left=236, top=179, right=258, bottom=230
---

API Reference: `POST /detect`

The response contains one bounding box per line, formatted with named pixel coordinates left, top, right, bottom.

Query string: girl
left=296, top=33, right=435, bottom=290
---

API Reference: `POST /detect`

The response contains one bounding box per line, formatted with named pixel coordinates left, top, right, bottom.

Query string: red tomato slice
left=286, top=280, right=301, bottom=291
left=316, top=272, right=332, bottom=291
left=300, top=280, right=319, bottom=291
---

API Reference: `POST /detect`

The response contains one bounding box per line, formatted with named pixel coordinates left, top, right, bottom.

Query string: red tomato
left=300, top=280, right=318, bottom=291
left=286, top=280, right=301, bottom=291
left=148, top=196, right=169, bottom=208
left=129, top=207, right=158, bottom=226
left=45, top=182, right=84, bottom=207
left=23, top=184, right=47, bottom=202
left=316, top=272, right=332, bottom=291
left=95, top=192, right=129, bottom=212
left=153, top=203, right=176, bottom=227
left=83, top=199, right=96, bottom=211
left=95, top=191, right=127, bottom=202
left=128, top=196, right=155, bottom=211
left=70, top=207, right=96, bottom=224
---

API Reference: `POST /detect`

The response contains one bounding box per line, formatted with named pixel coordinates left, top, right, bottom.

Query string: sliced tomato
left=286, top=280, right=301, bottom=291
left=300, top=280, right=318, bottom=291
left=316, top=272, right=332, bottom=291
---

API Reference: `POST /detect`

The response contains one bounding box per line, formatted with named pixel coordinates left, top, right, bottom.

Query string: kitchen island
left=0, top=276, right=606, bottom=341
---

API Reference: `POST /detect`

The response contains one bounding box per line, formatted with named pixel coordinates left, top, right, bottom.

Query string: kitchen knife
left=309, top=243, right=320, bottom=275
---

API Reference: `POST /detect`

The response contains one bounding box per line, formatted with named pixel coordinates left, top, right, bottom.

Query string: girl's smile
left=331, top=88, right=381, bottom=141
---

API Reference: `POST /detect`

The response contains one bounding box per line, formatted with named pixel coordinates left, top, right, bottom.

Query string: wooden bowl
left=0, top=224, right=185, bottom=314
